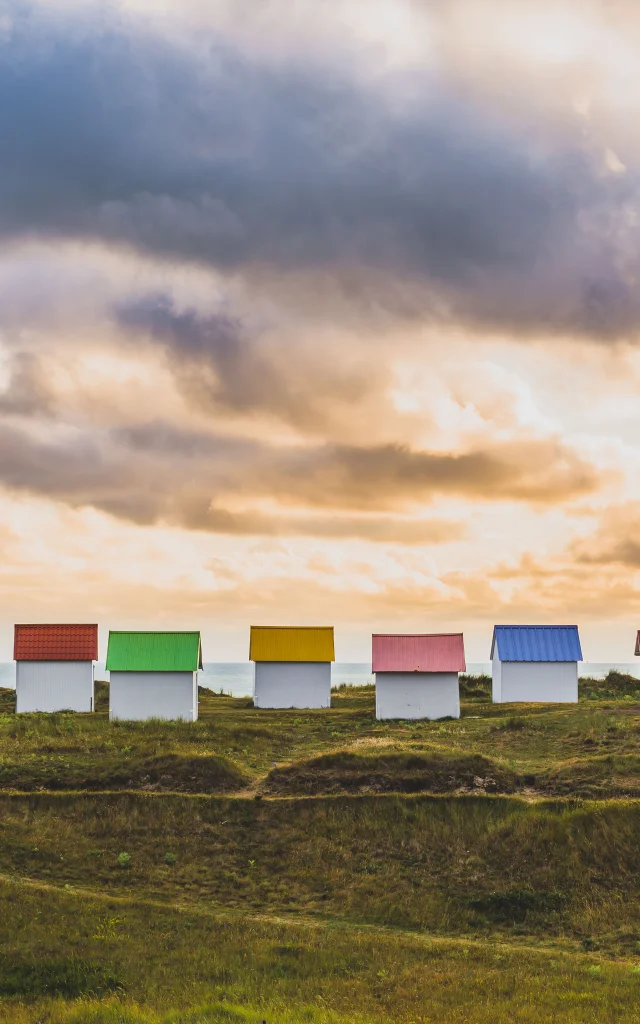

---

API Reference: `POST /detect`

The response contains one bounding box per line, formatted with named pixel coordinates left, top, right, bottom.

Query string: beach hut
left=14, top=623, right=98, bottom=714
left=106, top=631, right=202, bottom=721
left=373, top=633, right=465, bottom=720
left=491, top=625, right=582, bottom=703
left=250, top=626, right=334, bottom=709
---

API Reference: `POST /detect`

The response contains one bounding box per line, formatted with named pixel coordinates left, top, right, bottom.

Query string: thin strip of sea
left=0, top=662, right=639, bottom=697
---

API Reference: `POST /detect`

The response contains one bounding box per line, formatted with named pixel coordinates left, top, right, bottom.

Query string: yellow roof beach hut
left=250, top=626, right=335, bottom=709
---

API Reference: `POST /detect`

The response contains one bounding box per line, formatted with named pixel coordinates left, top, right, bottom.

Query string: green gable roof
left=106, top=632, right=202, bottom=672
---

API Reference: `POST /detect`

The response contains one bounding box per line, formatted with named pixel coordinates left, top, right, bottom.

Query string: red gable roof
left=14, top=624, right=98, bottom=662
left=372, top=633, right=466, bottom=673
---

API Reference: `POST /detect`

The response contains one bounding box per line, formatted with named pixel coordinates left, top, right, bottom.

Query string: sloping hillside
left=2, top=682, right=640, bottom=1022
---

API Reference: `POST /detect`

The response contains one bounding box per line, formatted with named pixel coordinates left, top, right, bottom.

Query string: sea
left=1, top=662, right=639, bottom=697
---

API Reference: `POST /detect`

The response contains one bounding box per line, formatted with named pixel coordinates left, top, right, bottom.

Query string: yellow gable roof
left=250, top=626, right=335, bottom=662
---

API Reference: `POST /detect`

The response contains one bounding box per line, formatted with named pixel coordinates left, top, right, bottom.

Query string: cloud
left=0, top=1, right=639, bottom=337
left=0, top=351, right=53, bottom=414
left=571, top=503, right=640, bottom=568
left=0, top=413, right=601, bottom=540
left=115, top=293, right=379, bottom=431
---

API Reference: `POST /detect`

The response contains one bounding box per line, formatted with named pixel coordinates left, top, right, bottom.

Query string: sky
left=1, top=0, right=640, bottom=660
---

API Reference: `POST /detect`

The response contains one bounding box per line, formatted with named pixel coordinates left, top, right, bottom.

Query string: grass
left=3, top=876, right=640, bottom=1024
left=1, top=678, right=640, bottom=796
left=2, top=680, right=640, bottom=1020
left=1, top=791, right=640, bottom=950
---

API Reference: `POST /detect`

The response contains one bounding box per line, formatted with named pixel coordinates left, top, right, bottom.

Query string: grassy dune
left=1, top=678, right=640, bottom=796
left=1, top=680, right=640, bottom=1020
left=3, top=877, right=639, bottom=1024
left=1, top=792, right=640, bottom=951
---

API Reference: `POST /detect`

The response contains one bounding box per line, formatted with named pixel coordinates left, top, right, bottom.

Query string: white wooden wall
left=375, top=672, right=460, bottom=720
left=494, top=661, right=578, bottom=703
left=253, top=662, right=331, bottom=709
left=492, top=653, right=502, bottom=703
left=109, top=671, right=198, bottom=721
left=16, top=661, right=94, bottom=714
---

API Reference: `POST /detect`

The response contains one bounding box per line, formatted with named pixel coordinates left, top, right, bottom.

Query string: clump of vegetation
left=469, top=889, right=568, bottom=924
left=0, top=687, right=15, bottom=715
left=93, top=680, right=110, bottom=713
left=261, top=750, right=519, bottom=795
left=491, top=716, right=529, bottom=733
left=117, top=852, right=132, bottom=869
left=0, top=748, right=248, bottom=794
left=332, top=682, right=375, bottom=694
left=164, top=852, right=177, bottom=866
left=579, top=670, right=640, bottom=700
left=459, top=674, right=492, bottom=700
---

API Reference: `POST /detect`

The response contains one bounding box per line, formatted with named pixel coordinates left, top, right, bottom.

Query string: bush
left=93, top=680, right=110, bottom=712
left=491, top=717, right=528, bottom=733
left=579, top=671, right=640, bottom=700
left=117, top=852, right=132, bottom=869
left=459, top=674, right=492, bottom=701
left=165, top=852, right=177, bottom=866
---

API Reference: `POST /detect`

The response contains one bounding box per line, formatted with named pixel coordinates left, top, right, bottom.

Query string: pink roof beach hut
left=372, top=633, right=466, bottom=720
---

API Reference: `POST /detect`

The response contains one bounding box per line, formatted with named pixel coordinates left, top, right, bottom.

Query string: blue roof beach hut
left=491, top=625, right=582, bottom=704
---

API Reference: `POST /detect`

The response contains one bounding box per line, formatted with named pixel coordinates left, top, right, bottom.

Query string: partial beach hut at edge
left=250, top=626, right=335, bottom=709
left=106, top=630, right=202, bottom=721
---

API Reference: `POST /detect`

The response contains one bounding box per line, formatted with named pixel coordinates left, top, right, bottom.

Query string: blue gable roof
left=491, top=625, right=582, bottom=663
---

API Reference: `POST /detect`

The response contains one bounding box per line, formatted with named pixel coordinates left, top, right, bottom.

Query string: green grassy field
left=2, top=677, right=640, bottom=1021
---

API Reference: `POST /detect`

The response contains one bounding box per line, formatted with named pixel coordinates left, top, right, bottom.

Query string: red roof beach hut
left=14, top=624, right=98, bottom=714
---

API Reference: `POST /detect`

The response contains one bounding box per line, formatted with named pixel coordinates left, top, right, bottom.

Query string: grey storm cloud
left=0, top=352, right=52, bottom=415
left=1, top=2, right=639, bottom=337
left=115, top=293, right=376, bottom=427
left=0, top=416, right=600, bottom=539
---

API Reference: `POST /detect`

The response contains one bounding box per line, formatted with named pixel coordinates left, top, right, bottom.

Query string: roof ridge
left=15, top=623, right=98, bottom=627
left=107, top=629, right=201, bottom=634
left=372, top=632, right=463, bottom=637
left=493, top=624, right=579, bottom=628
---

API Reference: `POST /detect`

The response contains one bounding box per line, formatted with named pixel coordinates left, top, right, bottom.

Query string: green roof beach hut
left=106, top=631, right=202, bottom=721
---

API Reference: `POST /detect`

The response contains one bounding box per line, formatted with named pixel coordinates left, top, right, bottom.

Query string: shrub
left=459, top=674, right=491, bottom=701
left=165, top=852, right=177, bottom=866
left=579, top=671, right=640, bottom=700
left=117, top=852, right=132, bottom=869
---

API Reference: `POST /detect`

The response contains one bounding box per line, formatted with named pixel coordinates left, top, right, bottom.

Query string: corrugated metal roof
left=14, top=624, right=98, bottom=662
left=250, top=626, right=335, bottom=662
left=491, top=625, right=582, bottom=662
left=106, top=631, right=202, bottom=672
left=372, top=633, right=466, bottom=673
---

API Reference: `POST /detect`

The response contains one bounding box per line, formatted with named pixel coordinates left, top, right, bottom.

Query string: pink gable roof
left=372, top=633, right=466, bottom=673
